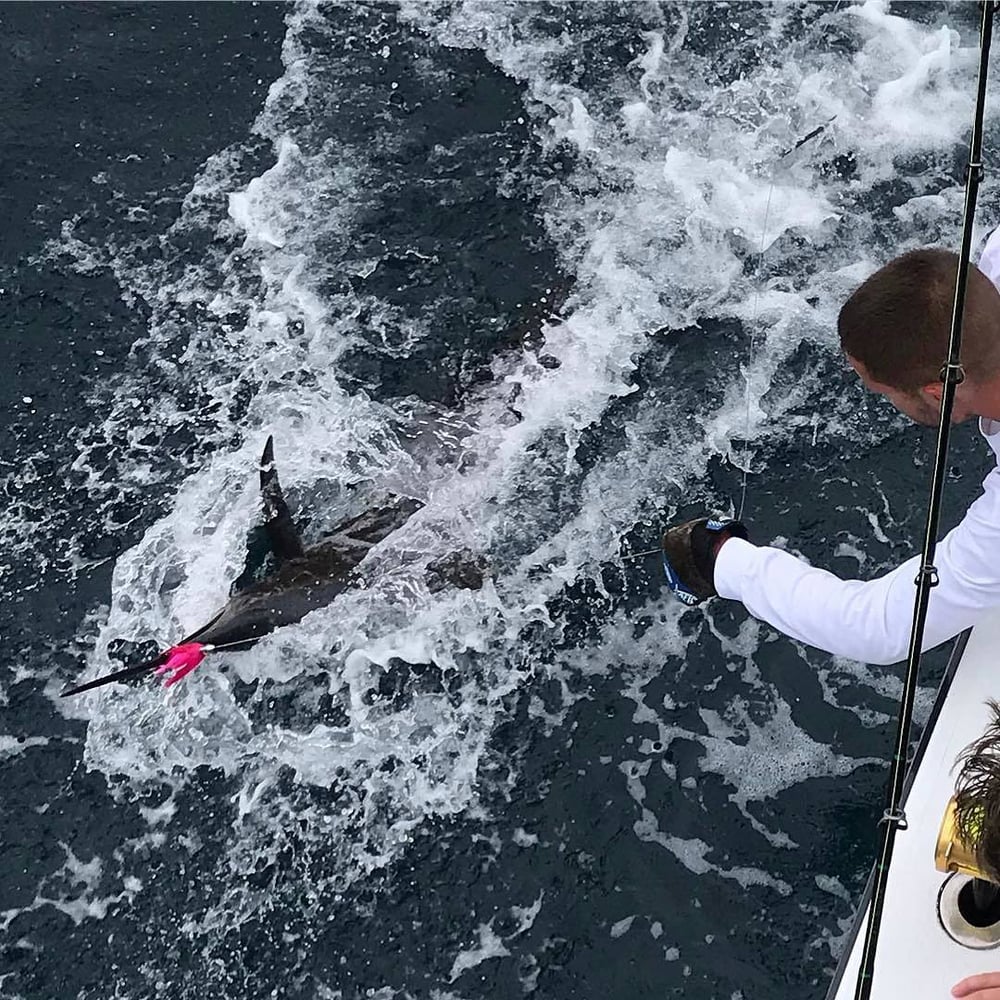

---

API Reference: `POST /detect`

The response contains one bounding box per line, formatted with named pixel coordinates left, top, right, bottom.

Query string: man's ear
left=922, top=381, right=944, bottom=403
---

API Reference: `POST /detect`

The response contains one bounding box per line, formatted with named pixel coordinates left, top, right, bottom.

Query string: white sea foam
left=0, top=736, right=49, bottom=760
left=12, top=0, right=1000, bottom=993
left=0, top=842, right=141, bottom=933
left=449, top=921, right=511, bottom=982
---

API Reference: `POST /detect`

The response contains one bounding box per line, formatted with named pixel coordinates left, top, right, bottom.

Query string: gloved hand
left=662, top=517, right=748, bottom=606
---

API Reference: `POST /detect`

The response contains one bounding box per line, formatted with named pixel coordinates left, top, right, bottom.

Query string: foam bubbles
left=11, top=1, right=1000, bottom=995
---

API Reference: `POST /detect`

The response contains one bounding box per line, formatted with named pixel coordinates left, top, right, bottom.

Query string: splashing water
left=5, top=3, right=1000, bottom=997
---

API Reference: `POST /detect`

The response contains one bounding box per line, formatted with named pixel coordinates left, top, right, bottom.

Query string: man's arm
left=714, top=464, right=1000, bottom=665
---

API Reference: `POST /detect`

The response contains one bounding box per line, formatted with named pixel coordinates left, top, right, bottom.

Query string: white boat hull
left=829, top=612, right=1000, bottom=998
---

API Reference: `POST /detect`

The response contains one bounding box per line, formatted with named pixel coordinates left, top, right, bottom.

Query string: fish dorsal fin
left=259, top=435, right=305, bottom=563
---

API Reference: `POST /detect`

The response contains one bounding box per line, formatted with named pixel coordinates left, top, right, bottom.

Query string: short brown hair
left=838, top=248, right=1000, bottom=391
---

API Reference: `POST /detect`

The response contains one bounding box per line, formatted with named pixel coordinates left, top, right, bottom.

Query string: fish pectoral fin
left=259, top=435, right=306, bottom=564
left=328, top=495, right=424, bottom=547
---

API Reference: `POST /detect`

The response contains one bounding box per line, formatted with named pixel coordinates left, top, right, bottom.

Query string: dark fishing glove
left=662, top=517, right=748, bottom=606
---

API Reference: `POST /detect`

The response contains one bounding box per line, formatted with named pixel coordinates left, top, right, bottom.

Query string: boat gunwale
left=823, top=626, right=974, bottom=1000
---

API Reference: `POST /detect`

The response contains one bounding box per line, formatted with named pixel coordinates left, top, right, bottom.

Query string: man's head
left=838, top=248, right=1000, bottom=424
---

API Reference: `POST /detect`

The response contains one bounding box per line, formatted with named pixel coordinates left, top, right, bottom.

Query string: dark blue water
left=2, top=4, right=997, bottom=998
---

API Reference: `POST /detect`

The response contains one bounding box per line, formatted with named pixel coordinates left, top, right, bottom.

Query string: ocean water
left=2, top=2, right=998, bottom=997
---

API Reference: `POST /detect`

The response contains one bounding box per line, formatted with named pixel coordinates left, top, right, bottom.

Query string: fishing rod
left=853, top=4, right=996, bottom=998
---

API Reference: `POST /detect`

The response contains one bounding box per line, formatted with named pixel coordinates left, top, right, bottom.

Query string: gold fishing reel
left=934, top=703, right=1000, bottom=947
left=936, top=795, right=1000, bottom=948
left=936, top=796, right=996, bottom=882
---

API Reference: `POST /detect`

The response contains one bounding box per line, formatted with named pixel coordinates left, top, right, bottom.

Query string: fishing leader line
left=618, top=118, right=834, bottom=562
left=735, top=117, right=836, bottom=523
left=735, top=180, right=774, bottom=522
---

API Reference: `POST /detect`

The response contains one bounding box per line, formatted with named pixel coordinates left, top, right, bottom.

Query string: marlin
left=62, top=436, right=484, bottom=696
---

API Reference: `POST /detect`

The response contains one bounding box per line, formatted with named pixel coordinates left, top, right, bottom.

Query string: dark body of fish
left=184, top=500, right=424, bottom=651
left=63, top=437, right=482, bottom=695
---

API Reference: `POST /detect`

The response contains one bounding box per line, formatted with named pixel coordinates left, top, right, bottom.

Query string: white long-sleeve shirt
left=715, top=230, right=1000, bottom=665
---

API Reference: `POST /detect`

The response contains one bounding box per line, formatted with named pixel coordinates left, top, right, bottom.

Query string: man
left=663, top=230, right=1000, bottom=667
left=663, top=236, right=1000, bottom=1000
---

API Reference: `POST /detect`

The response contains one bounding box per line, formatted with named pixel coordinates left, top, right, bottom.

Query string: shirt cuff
left=714, top=536, right=758, bottom=601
